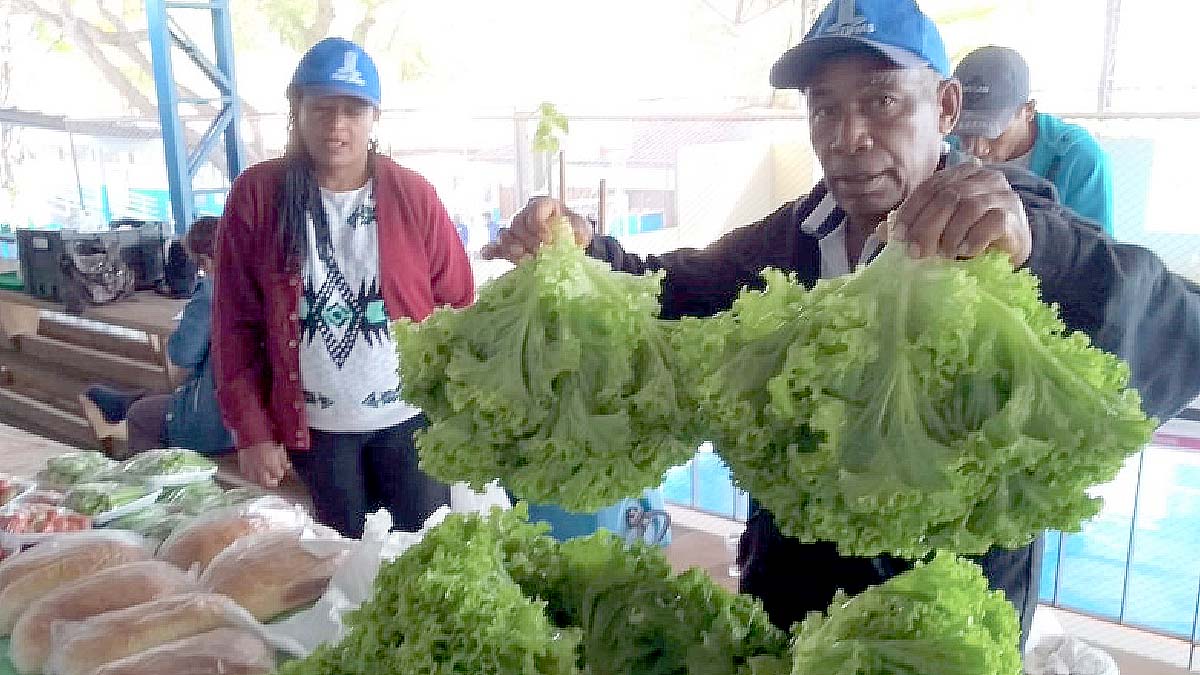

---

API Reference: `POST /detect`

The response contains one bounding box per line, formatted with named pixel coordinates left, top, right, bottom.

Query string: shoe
left=82, top=384, right=147, bottom=423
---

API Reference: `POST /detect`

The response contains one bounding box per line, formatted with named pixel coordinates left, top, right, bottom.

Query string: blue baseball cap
left=770, top=0, right=950, bottom=89
left=289, top=37, right=381, bottom=107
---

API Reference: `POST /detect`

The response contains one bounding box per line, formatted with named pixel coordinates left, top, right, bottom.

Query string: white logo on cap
left=824, top=0, right=875, bottom=36
left=331, top=50, right=366, bottom=87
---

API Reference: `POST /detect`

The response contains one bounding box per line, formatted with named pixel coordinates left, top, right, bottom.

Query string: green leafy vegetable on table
left=157, top=480, right=229, bottom=514
left=121, top=448, right=216, bottom=477
left=396, top=219, right=704, bottom=511
left=277, top=506, right=791, bottom=675
left=791, top=553, right=1022, bottom=675
left=64, top=482, right=151, bottom=516
left=698, top=242, right=1155, bottom=557
left=105, top=503, right=191, bottom=542
left=43, top=452, right=118, bottom=486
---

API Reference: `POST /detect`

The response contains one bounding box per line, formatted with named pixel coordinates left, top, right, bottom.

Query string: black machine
left=17, top=220, right=168, bottom=306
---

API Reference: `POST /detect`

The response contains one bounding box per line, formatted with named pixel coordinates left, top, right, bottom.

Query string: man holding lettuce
left=484, top=0, right=1200, bottom=646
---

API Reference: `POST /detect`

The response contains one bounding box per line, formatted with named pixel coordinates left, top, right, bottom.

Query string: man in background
left=952, top=45, right=1115, bottom=234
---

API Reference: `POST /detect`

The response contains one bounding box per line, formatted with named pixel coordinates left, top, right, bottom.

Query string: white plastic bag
left=450, top=481, right=511, bottom=515
left=1025, top=636, right=1119, bottom=675
left=262, top=506, right=449, bottom=656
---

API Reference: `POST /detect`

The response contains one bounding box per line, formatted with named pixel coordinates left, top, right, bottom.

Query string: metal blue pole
left=210, top=0, right=245, bottom=178
left=145, top=0, right=193, bottom=234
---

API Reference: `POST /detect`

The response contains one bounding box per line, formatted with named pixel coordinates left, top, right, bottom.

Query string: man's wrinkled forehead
left=804, top=63, right=925, bottom=96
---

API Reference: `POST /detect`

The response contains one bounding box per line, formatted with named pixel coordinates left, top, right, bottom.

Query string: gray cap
left=952, top=46, right=1030, bottom=140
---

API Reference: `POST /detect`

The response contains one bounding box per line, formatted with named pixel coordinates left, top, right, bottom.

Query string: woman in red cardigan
left=213, top=37, right=474, bottom=537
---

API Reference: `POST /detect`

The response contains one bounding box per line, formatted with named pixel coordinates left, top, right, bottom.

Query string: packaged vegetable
left=122, top=448, right=216, bottom=479
left=0, top=503, right=91, bottom=535
left=46, top=592, right=255, bottom=675
left=41, top=452, right=117, bottom=487
left=9, top=559, right=196, bottom=673
left=106, top=504, right=192, bottom=546
left=200, top=525, right=351, bottom=622
left=157, top=497, right=309, bottom=573
left=90, top=628, right=276, bottom=675
left=158, top=481, right=229, bottom=515
left=64, top=482, right=153, bottom=517
left=0, top=531, right=151, bottom=633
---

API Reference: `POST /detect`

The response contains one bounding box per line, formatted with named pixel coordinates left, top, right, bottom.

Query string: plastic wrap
left=199, top=523, right=351, bottom=622
left=0, top=530, right=152, bottom=634
left=263, top=507, right=449, bottom=656
left=450, top=481, right=512, bottom=515
left=89, top=627, right=276, bottom=675
left=9, top=559, right=196, bottom=674
left=1025, top=636, right=1120, bottom=675
left=156, top=496, right=310, bottom=573
left=45, top=592, right=256, bottom=675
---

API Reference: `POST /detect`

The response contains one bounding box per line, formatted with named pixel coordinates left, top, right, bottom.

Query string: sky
left=5, top=0, right=1198, bottom=119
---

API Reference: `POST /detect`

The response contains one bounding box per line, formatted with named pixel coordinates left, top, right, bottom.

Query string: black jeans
left=290, top=414, right=450, bottom=538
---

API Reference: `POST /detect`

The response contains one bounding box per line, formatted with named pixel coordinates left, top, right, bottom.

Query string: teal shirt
left=1028, top=112, right=1114, bottom=234
left=949, top=113, right=1114, bottom=234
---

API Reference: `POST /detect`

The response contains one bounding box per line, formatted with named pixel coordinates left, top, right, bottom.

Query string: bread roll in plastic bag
left=9, top=559, right=195, bottom=674
left=90, top=627, right=276, bottom=675
left=200, top=525, right=351, bottom=621
left=46, top=592, right=253, bottom=675
left=157, top=497, right=309, bottom=573
left=0, top=531, right=151, bottom=633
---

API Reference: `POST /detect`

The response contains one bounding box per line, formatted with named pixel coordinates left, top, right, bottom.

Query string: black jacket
left=586, top=154, right=1200, bottom=641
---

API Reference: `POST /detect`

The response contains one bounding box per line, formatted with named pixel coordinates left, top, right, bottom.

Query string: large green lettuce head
left=791, top=553, right=1023, bottom=675
left=704, top=242, right=1155, bottom=558
left=395, top=224, right=705, bottom=511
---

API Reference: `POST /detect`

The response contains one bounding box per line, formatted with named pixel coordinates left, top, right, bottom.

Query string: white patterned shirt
left=298, top=180, right=421, bottom=431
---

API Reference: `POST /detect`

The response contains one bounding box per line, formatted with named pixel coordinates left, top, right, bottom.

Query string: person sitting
left=79, top=216, right=233, bottom=456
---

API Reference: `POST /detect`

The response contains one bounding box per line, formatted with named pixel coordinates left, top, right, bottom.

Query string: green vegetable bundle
left=701, top=243, right=1155, bottom=557
left=278, top=507, right=580, bottom=675
left=396, top=221, right=703, bottom=511
left=122, top=448, right=216, bottom=476
left=64, top=481, right=151, bottom=515
left=105, top=503, right=192, bottom=543
left=790, top=553, right=1022, bottom=675
left=278, top=507, right=790, bottom=675
left=43, top=451, right=117, bottom=486
left=157, top=480, right=229, bottom=514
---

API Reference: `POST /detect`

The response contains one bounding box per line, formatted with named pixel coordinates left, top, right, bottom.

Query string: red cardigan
left=212, top=156, right=474, bottom=451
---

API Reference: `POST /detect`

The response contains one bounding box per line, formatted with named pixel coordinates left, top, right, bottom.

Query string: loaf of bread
left=156, top=514, right=278, bottom=573
left=0, top=534, right=151, bottom=634
left=200, top=527, right=350, bottom=621
left=46, top=592, right=246, bottom=675
left=9, top=559, right=195, bottom=674
left=90, top=628, right=276, bottom=675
